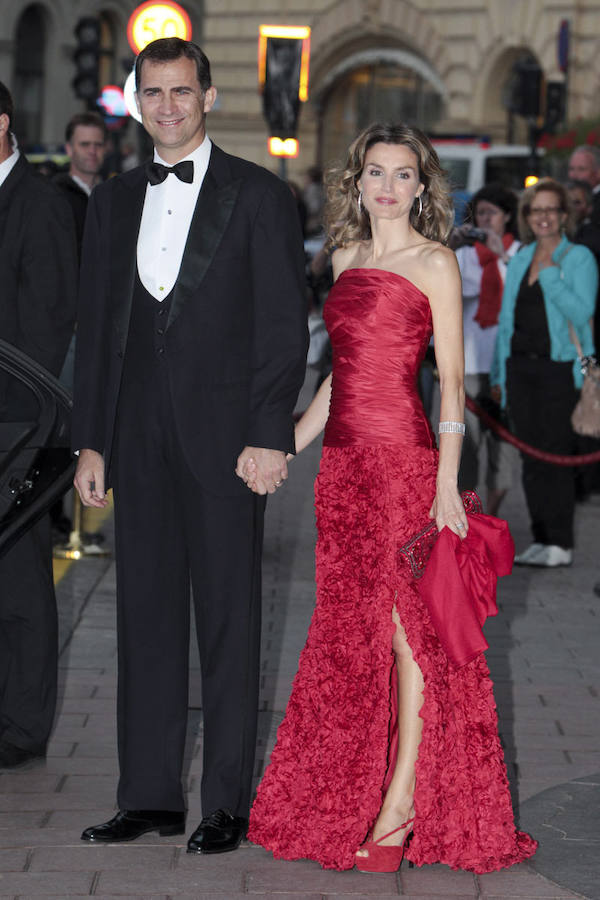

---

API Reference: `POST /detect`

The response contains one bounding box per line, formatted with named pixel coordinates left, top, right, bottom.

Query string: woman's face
left=357, top=142, right=424, bottom=223
left=475, top=200, right=509, bottom=236
left=526, top=189, right=566, bottom=240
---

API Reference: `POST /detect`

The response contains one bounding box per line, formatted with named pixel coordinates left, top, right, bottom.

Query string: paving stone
left=0, top=873, right=94, bottom=894
left=246, top=856, right=398, bottom=893
left=477, top=867, right=581, bottom=897
left=28, top=844, right=177, bottom=870
left=0, top=773, right=62, bottom=793
left=94, top=865, right=244, bottom=894
left=0, top=811, right=47, bottom=828
left=400, top=864, right=477, bottom=894
left=0, top=848, right=29, bottom=870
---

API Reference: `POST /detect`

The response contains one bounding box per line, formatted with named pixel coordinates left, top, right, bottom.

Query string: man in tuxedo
left=0, top=82, right=78, bottom=769
left=73, top=38, right=307, bottom=852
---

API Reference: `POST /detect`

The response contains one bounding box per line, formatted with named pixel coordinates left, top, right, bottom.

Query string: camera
left=462, top=226, right=487, bottom=244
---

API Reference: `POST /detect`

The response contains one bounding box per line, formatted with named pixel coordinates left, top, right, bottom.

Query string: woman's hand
left=429, top=482, right=468, bottom=538
left=483, top=229, right=505, bottom=258
left=490, top=384, right=502, bottom=405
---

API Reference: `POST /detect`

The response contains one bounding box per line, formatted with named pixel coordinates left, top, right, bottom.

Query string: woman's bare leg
left=357, top=607, right=424, bottom=855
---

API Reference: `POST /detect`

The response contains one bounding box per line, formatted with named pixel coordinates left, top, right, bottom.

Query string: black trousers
left=507, top=356, right=577, bottom=548
left=0, top=515, right=57, bottom=751
left=112, top=379, right=264, bottom=817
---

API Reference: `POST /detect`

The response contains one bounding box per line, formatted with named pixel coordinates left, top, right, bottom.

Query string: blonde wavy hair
left=518, top=177, right=575, bottom=243
left=324, top=122, right=454, bottom=249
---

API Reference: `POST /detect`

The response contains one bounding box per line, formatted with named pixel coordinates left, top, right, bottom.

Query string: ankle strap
left=374, top=817, right=415, bottom=845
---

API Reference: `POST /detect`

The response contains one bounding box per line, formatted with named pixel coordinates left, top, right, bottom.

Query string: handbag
left=568, top=324, right=600, bottom=438
left=398, top=490, right=483, bottom=580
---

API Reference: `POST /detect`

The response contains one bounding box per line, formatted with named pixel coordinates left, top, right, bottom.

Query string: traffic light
left=258, top=26, right=310, bottom=140
left=509, top=60, right=543, bottom=118
left=72, top=17, right=101, bottom=103
left=544, top=82, right=566, bottom=133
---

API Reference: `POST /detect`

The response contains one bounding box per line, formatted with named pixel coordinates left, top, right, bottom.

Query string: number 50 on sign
left=127, top=1, right=192, bottom=54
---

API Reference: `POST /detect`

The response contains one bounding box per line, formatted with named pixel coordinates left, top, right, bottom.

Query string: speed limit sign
left=127, top=1, right=192, bottom=54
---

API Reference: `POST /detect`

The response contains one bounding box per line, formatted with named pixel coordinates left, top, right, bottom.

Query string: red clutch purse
left=398, top=490, right=483, bottom=579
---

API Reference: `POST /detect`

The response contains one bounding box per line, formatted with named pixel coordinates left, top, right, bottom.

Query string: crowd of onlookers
left=301, top=144, right=600, bottom=571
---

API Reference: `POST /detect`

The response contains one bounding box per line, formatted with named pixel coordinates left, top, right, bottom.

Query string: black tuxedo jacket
left=0, top=154, right=78, bottom=379
left=72, top=143, right=308, bottom=496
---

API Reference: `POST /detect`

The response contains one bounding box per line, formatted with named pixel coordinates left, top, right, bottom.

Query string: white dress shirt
left=0, top=135, right=20, bottom=189
left=137, top=137, right=212, bottom=300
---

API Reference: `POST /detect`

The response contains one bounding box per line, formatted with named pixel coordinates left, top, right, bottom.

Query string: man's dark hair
left=135, top=38, right=211, bottom=93
left=0, top=81, right=13, bottom=129
left=566, top=178, right=593, bottom=205
left=65, top=112, right=107, bottom=144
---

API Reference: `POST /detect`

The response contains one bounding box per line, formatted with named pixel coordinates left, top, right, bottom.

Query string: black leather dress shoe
left=187, top=808, right=248, bottom=854
left=0, top=739, right=45, bottom=769
left=81, top=810, right=185, bottom=842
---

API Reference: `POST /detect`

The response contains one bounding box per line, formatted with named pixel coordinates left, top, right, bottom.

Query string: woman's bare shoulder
left=412, top=241, right=461, bottom=302
left=331, top=242, right=363, bottom=278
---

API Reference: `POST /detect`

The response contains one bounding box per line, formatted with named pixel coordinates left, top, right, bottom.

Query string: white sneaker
left=527, top=545, right=573, bottom=567
left=514, top=543, right=545, bottom=565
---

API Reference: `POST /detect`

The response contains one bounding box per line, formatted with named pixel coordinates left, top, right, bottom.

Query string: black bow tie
left=146, top=160, right=194, bottom=185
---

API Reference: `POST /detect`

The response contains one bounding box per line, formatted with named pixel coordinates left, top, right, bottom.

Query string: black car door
left=0, top=338, right=75, bottom=558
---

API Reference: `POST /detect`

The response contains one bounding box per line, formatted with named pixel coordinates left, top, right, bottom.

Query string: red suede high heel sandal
left=355, top=817, right=415, bottom=874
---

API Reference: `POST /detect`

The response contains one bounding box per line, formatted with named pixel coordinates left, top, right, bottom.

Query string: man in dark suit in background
left=54, top=112, right=107, bottom=257
left=0, top=82, right=78, bottom=769
left=73, top=39, right=307, bottom=852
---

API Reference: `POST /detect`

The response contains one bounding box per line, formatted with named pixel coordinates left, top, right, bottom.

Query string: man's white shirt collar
left=0, top=134, right=20, bottom=189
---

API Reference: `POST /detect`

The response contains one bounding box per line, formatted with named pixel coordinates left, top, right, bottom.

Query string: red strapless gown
left=248, top=269, right=537, bottom=871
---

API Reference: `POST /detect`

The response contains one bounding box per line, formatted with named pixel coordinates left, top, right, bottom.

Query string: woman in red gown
left=244, top=123, right=537, bottom=873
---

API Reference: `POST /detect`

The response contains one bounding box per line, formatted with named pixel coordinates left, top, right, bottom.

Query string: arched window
left=12, top=4, right=47, bottom=147
left=318, top=50, right=445, bottom=165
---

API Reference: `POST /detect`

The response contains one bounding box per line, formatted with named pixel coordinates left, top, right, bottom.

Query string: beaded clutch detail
left=398, top=490, right=483, bottom=580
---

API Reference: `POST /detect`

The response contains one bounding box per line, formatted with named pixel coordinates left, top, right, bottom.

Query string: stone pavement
left=1, top=376, right=599, bottom=898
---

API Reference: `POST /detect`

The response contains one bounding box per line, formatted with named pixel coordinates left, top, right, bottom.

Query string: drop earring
left=415, top=194, right=423, bottom=217
left=358, top=191, right=363, bottom=213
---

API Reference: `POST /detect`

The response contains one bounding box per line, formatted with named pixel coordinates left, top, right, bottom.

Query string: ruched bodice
left=323, top=268, right=435, bottom=448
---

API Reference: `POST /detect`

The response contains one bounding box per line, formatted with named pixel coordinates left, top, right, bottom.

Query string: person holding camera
left=451, top=183, right=520, bottom=515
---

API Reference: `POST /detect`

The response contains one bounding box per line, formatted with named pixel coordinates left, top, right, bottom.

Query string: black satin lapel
left=166, top=176, right=242, bottom=330
left=110, top=176, right=146, bottom=349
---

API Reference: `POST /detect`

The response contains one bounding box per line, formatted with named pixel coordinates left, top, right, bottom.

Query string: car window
left=439, top=158, right=469, bottom=192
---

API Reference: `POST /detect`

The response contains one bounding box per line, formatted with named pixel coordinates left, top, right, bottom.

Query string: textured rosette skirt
left=248, top=443, right=537, bottom=872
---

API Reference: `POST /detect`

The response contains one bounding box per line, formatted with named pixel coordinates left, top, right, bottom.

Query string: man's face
left=568, top=150, right=600, bottom=188
left=0, top=112, right=11, bottom=163
left=66, top=125, right=106, bottom=180
left=135, top=56, right=216, bottom=163
left=568, top=186, right=591, bottom=224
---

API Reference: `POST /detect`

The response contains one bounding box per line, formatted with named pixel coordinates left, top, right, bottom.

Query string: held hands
left=74, top=449, right=109, bottom=508
left=235, top=447, right=288, bottom=495
left=429, top=482, right=468, bottom=538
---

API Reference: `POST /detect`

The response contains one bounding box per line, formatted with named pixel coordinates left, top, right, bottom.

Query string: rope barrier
left=465, top=394, right=600, bottom=466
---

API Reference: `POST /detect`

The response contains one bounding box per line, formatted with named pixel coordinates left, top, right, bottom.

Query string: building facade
left=0, top=0, right=598, bottom=174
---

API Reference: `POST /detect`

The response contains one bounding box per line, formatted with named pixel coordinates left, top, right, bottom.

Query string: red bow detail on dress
left=417, top=514, right=515, bottom=668
left=473, top=233, right=515, bottom=328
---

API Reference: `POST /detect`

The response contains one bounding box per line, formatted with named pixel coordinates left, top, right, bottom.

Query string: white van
left=431, top=139, right=545, bottom=221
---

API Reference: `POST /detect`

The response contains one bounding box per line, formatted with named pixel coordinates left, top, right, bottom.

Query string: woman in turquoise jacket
left=490, top=178, right=597, bottom=568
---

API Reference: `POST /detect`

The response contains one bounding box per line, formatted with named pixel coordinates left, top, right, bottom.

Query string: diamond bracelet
left=438, top=421, right=466, bottom=435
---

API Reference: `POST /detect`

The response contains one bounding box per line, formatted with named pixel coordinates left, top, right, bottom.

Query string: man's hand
left=74, top=449, right=108, bottom=507
left=235, top=447, right=288, bottom=495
